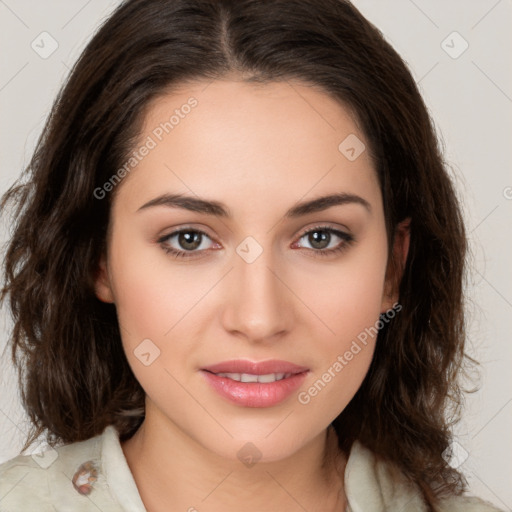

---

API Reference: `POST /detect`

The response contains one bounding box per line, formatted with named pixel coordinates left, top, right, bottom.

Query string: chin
left=193, top=423, right=318, bottom=465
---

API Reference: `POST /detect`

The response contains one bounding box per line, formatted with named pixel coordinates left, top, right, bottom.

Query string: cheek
left=294, top=233, right=387, bottom=414
left=333, top=257, right=387, bottom=336
left=306, top=231, right=389, bottom=347
left=298, top=271, right=383, bottom=422
left=108, top=245, right=206, bottom=409
left=107, top=234, right=216, bottom=394
left=108, top=229, right=209, bottom=338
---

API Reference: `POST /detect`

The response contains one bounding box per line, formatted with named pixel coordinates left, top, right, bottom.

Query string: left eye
left=293, top=226, right=354, bottom=254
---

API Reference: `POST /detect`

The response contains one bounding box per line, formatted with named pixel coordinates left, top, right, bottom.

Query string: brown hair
left=1, top=0, right=474, bottom=507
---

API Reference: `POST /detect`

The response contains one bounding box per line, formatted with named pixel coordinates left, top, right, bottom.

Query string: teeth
left=258, top=373, right=282, bottom=383
left=215, top=372, right=291, bottom=383
left=241, top=373, right=259, bottom=383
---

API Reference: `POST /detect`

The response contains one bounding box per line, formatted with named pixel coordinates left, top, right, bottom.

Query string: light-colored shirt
left=0, top=425, right=504, bottom=511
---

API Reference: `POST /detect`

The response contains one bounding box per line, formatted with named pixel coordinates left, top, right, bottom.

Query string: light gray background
left=0, top=0, right=511, bottom=509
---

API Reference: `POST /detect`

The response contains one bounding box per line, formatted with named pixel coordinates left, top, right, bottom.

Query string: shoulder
left=0, top=450, right=53, bottom=510
left=0, top=427, right=126, bottom=511
left=345, top=440, right=504, bottom=512
left=435, top=494, right=505, bottom=512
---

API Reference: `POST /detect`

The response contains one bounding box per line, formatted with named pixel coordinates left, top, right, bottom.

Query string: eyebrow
left=137, top=192, right=371, bottom=217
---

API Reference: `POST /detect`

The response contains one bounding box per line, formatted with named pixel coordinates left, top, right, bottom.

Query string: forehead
left=114, top=79, right=381, bottom=217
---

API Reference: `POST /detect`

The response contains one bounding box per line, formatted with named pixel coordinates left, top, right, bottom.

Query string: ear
left=381, top=217, right=411, bottom=312
left=94, top=253, right=115, bottom=303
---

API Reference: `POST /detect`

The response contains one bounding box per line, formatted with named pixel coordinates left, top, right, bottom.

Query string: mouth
left=200, top=359, right=309, bottom=408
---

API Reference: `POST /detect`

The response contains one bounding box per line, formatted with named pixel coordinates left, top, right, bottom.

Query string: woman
left=0, top=0, right=504, bottom=510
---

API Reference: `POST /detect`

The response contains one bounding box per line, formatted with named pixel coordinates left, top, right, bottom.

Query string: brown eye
left=306, top=229, right=331, bottom=250
left=176, top=231, right=203, bottom=251
left=294, top=226, right=355, bottom=257
left=158, top=228, right=218, bottom=259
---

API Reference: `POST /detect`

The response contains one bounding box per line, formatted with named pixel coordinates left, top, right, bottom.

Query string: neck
left=121, top=408, right=347, bottom=511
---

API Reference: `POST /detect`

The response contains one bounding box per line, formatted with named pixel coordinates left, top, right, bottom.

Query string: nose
left=220, top=244, right=294, bottom=344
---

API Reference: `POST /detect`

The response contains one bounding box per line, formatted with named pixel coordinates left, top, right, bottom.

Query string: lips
left=200, top=359, right=309, bottom=408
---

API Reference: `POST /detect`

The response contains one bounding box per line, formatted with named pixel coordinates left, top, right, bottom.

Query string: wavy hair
left=1, top=0, right=474, bottom=507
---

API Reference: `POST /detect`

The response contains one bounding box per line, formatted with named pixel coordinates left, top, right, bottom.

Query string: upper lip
left=202, top=359, right=309, bottom=375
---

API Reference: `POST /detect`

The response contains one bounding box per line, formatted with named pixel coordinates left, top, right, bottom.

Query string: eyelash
left=157, top=225, right=355, bottom=259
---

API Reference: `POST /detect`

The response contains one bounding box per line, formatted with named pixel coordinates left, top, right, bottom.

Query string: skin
left=95, top=78, right=410, bottom=512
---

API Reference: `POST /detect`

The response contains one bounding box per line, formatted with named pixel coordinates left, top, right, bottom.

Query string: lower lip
left=201, top=370, right=308, bottom=408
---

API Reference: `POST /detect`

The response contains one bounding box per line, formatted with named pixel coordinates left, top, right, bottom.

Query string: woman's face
left=95, top=79, right=403, bottom=462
